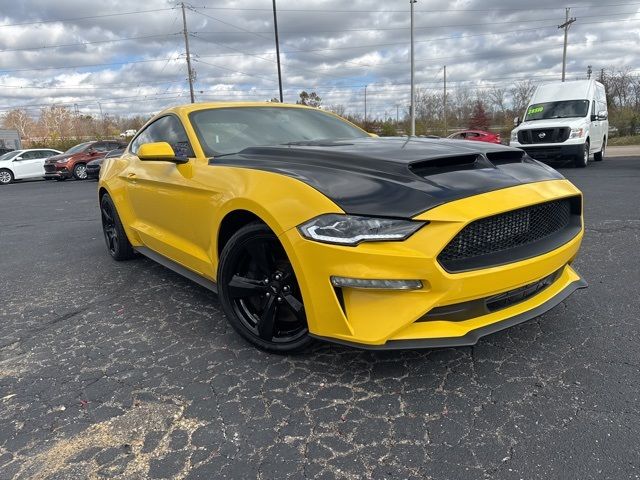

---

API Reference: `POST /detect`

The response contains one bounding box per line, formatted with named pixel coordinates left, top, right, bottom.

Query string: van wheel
left=574, top=141, right=589, bottom=168
left=594, top=141, right=605, bottom=161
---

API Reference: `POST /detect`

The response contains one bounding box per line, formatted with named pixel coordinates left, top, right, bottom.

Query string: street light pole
left=364, top=85, right=367, bottom=126
left=410, top=0, right=417, bottom=136
left=272, top=0, right=284, bottom=102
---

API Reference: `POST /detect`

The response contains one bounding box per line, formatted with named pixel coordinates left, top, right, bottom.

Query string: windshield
left=524, top=100, right=589, bottom=121
left=64, top=142, right=94, bottom=154
left=189, top=107, right=369, bottom=156
left=0, top=151, right=20, bottom=161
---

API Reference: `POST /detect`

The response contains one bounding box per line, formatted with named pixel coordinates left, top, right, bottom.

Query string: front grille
left=44, top=164, right=56, bottom=173
left=438, top=197, right=582, bottom=272
left=518, top=128, right=570, bottom=144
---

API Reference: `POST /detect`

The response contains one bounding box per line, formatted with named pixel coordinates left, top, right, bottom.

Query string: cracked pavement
left=0, top=157, right=639, bottom=479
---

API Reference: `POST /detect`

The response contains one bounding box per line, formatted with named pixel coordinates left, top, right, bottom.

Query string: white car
left=0, top=148, right=63, bottom=185
left=510, top=79, right=608, bottom=168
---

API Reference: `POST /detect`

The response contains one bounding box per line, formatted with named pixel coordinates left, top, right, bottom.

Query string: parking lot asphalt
left=1, top=157, right=639, bottom=480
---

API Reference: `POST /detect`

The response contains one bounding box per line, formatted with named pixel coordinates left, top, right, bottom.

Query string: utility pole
left=410, top=0, right=417, bottom=136
left=443, top=65, right=447, bottom=137
left=181, top=2, right=195, bottom=103
left=272, top=0, right=283, bottom=102
left=364, top=85, right=367, bottom=127
left=558, top=7, right=576, bottom=82
left=396, top=104, right=400, bottom=127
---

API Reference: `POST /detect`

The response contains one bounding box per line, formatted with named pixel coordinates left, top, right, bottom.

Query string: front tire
left=73, top=163, right=88, bottom=180
left=594, top=140, right=605, bottom=161
left=218, top=223, right=312, bottom=353
left=100, top=193, right=135, bottom=261
left=574, top=141, right=589, bottom=168
left=0, top=169, right=14, bottom=185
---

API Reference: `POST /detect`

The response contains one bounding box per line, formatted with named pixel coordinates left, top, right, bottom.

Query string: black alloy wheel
left=218, top=223, right=312, bottom=353
left=100, top=194, right=135, bottom=261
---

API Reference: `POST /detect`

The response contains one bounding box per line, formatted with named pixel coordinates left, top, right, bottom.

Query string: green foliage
left=608, top=135, right=640, bottom=146
left=296, top=91, right=322, bottom=108
left=380, top=122, right=397, bottom=136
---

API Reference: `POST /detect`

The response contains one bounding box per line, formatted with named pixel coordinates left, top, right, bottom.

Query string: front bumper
left=86, top=165, right=100, bottom=179
left=279, top=179, right=585, bottom=349
left=512, top=143, right=583, bottom=161
left=44, top=164, right=71, bottom=179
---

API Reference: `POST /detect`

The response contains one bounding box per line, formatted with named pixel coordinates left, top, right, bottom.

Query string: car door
left=125, top=115, right=210, bottom=274
left=589, top=100, right=603, bottom=152
left=12, top=151, right=43, bottom=179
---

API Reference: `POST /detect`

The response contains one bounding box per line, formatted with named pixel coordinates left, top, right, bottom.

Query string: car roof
left=161, top=101, right=324, bottom=117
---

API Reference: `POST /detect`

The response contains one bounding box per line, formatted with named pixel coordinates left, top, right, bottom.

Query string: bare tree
left=510, top=80, right=536, bottom=118
left=327, top=104, right=346, bottom=117
left=488, top=87, right=508, bottom=121
left=2, top=109, right=34, bottom=142
left=39, top=106, right=74, bottom=141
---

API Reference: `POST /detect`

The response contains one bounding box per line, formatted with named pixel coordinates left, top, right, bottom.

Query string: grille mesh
left=439, top=199, right=573, bottom=271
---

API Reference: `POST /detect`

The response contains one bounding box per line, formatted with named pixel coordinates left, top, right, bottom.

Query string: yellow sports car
left=99, top=102, right=586, bottom=353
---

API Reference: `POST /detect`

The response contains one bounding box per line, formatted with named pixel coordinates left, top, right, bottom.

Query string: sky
left=0, top=0, right=639, bottom=120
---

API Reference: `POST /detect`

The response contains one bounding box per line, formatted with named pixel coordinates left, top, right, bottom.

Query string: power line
left=0, top=7, right=177, bottom=28
left=0, top=33, right=181, bottom=54
left=189, top=2, right=640, bottom=13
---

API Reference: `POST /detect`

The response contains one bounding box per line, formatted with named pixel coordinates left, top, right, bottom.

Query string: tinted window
left=132, top=116, right=193, bottom=157
left=65, top=142, right=94, bottom=154
left=189, top=107, right=368, bottom=156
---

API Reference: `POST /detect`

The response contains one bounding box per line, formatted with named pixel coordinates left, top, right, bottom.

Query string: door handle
left=127, top=172, right=136, bottom=178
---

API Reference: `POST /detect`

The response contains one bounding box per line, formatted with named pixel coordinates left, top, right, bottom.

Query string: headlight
left=55, top=158, right=68, bottom=164
left=510, top=131, right=518, bottom=142
left=298, top=214, right=426, bottom=246
left=569, top=128, right=584, bottom=139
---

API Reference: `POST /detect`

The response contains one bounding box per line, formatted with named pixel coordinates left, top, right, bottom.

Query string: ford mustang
left=99, top=102, right=586, bottom=353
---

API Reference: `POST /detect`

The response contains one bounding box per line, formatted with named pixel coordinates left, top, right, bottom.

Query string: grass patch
left=609, top=135, right=640, bottom=146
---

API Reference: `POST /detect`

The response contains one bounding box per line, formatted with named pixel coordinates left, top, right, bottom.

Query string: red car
left=44, top=140, right=126, bottom=181
left=448, top=130, right=502, bottom=144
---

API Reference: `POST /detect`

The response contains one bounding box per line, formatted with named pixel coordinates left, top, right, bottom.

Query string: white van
left=510, top=80, right=608, bottom=168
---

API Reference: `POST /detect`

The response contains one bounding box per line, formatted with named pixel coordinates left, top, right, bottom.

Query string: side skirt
left=135, top=246, right=218, bottom=294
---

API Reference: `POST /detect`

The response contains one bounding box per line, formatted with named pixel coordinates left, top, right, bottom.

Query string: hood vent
left=485, top=150, right=525, bottom=165
left=409, top=154, right=492, bottom=177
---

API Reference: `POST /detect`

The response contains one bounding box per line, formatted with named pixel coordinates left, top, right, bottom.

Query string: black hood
left=213, top=137, right=564, bottom=218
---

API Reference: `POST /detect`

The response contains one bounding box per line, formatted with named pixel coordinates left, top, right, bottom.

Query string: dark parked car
left=0, top=147, right=14, bottom=155
left=44, top=140, right=126, bottom=180
left=86, top=147, right=125, bottom=180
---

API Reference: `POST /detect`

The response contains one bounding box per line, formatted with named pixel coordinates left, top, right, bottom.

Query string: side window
left=93, top=143, right=109, bottom=152
left=131, top=116, right=193, bottom=157
left=20, top=151, right=37, bottom=159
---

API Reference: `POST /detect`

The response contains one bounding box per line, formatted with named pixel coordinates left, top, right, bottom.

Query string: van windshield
left=524, top=100, right=589, bottom=121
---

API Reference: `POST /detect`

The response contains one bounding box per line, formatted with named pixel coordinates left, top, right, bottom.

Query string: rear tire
left=574, top=141, right=589, bottom=168
left=100, top=193, right=135, bottom=261
left=218, top=223, right=313, bottom=353
left=0, top=169, right=14, bottom=185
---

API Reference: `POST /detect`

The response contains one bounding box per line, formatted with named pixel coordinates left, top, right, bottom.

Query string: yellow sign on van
left=528, top=106, right=544, bottom=115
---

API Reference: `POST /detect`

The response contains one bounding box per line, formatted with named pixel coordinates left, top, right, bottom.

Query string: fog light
left=330, top=276, right=422, bottom=290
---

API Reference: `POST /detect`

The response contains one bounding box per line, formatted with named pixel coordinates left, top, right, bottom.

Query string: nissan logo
left=538, top=132, right=546, bottom=139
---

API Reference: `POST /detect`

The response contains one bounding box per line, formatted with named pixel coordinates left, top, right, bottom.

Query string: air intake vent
left=409, top=155, right=492, bottom=177
left=486, top=151, right=525, bottom=165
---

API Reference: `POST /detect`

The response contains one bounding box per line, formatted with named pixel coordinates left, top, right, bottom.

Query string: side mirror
left=597, top=110, right=608, bottom=120
left=513, top=116, right=521, bottom=126
left=138, top=142, right=188, bottom=163
left=13, top=156, right=23, bottom=161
